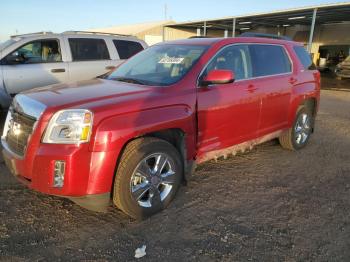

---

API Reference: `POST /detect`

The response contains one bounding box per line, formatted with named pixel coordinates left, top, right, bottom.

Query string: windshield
left=107, top=44, right=208, bottom=86
left=0, top=39, right=16, bottom=51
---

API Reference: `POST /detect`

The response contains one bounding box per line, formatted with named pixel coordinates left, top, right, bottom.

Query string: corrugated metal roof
left=167, top=2, right=350, bottom=28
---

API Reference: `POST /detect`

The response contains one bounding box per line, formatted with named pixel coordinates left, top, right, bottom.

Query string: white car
left=0, top=31, right=147, bottom=109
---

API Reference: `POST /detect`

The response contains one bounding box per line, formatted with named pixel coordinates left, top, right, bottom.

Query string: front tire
left=279, top=106, right=313, bottom=150
left=113, top=137, right=183, bottom=219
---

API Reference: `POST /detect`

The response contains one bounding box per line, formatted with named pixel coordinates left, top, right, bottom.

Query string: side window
left=113, top=40, right=144, bottom=59
left=204, top=45, right=252, bottom=80
left=5, top=39, right=62, bottom=64
left=293, top=46, right=316, bottom=70
left=249, top=45, right=292, bottom=77
left=68, top=38, right=110, bottom=61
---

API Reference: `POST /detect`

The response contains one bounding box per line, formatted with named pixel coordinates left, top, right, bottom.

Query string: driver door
left=197, top=44, right=261, bottom=157
left=1, top=38, right=68, bottom=95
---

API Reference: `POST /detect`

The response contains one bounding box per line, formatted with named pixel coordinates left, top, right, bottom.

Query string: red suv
left=2, top=36, right=320, bottom=219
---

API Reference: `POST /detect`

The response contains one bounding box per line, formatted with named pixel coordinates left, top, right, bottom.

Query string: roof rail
left=63, top=31, right=134, bottom=37
left=240, top=32, right=292, bottom=41
left=10, top=31, right=53, bottom=38
left=188, top=36, right=213, bottom=39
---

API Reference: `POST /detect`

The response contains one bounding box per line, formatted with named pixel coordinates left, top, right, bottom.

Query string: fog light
left=53, top=161, right=65, bottom=188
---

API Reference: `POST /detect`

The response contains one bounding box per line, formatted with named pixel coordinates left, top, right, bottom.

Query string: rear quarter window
left=113, top=40, right=144, bottom=59
left=293, top=46, right=316, bottom=70
left=69, top=38, right=110, bottom=61
left=249, top=44, right=292, bottom=77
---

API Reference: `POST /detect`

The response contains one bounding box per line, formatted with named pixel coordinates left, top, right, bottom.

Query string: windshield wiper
left=113, top=77, right=146, bottom=85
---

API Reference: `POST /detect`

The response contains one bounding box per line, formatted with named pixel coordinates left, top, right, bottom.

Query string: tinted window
left=69, top=38, right=110, bottom=61
left=5, top=39, right=62, bottom=64
left=294, top=46, right=316, bottom=70
left=113, top=40, right=144, bottom=59
left=107, top=44, right=207, bottom=86
left=204, top=44, right=252, bottom=80
left=249, top=45, right=291, bottom=77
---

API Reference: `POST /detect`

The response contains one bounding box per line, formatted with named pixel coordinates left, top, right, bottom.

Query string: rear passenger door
left=66, top=37, right=114, bottom=82
left=248, top=44, right=293, bottom=136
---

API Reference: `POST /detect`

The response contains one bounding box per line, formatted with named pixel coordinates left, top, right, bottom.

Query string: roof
left=160, top=37, right=221, bottom=45
left=89, top=20, right=175, bottom=35
left=10, top=31, right=134, bottom=39
left=166, top=2, right=350, bottom=31
left=159, top=36, right=301, bottom=46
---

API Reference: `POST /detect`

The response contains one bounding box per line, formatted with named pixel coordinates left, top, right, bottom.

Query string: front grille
left=4, top=109, right=37, bottom=157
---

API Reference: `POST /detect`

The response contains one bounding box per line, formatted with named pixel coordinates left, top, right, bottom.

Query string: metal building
left=164, top=2, right=350, bottom=66
left=90, top=20, right=174, bottom=46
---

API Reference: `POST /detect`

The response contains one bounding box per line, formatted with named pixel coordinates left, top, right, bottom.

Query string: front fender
left=90, top=105, right=196, bottom=154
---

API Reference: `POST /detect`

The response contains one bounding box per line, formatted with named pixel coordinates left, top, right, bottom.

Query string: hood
left=22, top=78, right=154, bottom=111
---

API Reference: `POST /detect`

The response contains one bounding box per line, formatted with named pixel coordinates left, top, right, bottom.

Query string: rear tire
left=279, top=106, right=313, bottom=150
left=113, top=137, right=183, bottom=219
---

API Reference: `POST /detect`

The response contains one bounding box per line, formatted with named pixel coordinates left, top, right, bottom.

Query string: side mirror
left=6, top=52, right=25, bottom=64
left=201, top=69, right=235, bottom=86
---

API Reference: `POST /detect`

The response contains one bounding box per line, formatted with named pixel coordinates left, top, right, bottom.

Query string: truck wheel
left=279, top=106, right=313, bottom=150
left=113, top=137, right=183, bottom=219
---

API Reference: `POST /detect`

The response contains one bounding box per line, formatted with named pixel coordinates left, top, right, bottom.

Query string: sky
left=0, top=0, right=347, bottom=41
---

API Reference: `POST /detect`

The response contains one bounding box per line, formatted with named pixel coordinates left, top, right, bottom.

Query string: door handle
left=51, top=68, right=66, bottom=73
left=247, top=84, right=258, bottom=93
left=105, top=66, right=116, bottom=70
left=289, top=77, right=297, bottom=84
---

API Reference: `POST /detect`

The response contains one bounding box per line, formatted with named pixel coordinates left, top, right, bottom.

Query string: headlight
left=42, top=109, right=93, bottom=144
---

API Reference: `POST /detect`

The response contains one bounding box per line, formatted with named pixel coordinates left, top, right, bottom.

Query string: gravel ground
left=0, top=78, right=350, bottom=261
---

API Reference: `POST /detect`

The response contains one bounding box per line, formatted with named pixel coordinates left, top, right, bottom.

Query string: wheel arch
left=288, top=95, right=318, bottom=128
left=111, top=128, right=193, bottom=192
left=299, top=97, right=318, bottom=117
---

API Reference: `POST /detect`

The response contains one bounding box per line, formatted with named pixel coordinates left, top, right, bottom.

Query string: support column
left=232, top=18, right=236, bottom=37
left=224, top=29, right=228, bottom=38
left=203, top=21, right=207, bottom=36
left=308, top=8, right=317, bottom=52
left=196, top=28, right=201, bottom=36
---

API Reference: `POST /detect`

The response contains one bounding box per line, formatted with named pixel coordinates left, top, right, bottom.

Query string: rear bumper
left=2, top=140, right=119, bottom=211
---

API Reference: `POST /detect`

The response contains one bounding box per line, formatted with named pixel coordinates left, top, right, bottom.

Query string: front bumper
left=2, top=140, right=119, bottom=212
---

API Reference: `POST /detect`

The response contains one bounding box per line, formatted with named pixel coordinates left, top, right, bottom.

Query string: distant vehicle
left=2, top=36, right=320, bottom=219
left=0, top=31, right=147, bottom=109
left=335, top=55, right=350, bottom=80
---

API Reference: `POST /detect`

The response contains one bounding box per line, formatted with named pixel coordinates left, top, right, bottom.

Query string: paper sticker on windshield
left=158, top=57, right=184, bottom=64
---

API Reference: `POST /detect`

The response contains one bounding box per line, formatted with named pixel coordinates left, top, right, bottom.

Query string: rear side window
left=69, top=38, right=110, bottom=61
left=249, top=44, right=292, bottom=77
left=293, top=46, right=316, bottom=70
left=113, top=40, right=144, bottom=59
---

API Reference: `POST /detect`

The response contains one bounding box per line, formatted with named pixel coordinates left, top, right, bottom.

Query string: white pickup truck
left=0, top=31, right=147, bottom=109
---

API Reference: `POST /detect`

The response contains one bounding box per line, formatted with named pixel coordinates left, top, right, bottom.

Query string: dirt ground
left=0, top=78, right=350, bottom=261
